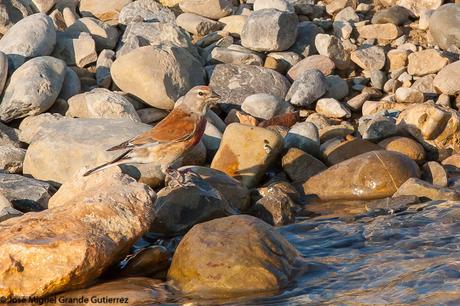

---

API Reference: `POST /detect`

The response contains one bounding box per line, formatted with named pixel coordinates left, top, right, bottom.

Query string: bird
left=83, top=85, right=220, bottom=181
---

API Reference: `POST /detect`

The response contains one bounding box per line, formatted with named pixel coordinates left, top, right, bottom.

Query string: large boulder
left=209, top=64, right=290, bottom=112
left=302, top=151, right=421, bottom=201
left=168, top=215, right=300, bottom=296
left=111, top=44, right=205, bottom=110
left=433, top=61, right=460, bottom=95
left=0, top=168, right=155, bottom=298
left=0, top=13, right=56, bottom=68
left=429, top=4, right=460, bottom=50
left=0, top=56, right=66, bottom=122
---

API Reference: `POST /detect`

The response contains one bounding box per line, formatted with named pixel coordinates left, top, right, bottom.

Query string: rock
left=321, top=138, right=381, bottom=165
left=357, top=23, right=401, bottom=40
left=362, top=100, right=409, bottom=116
left=150, top=173, right=237, bottom=236
left=0, top=168, right=155, bottom=298
left=387, top=49, right=409, bottom=71
left=371, top=6, right=412, bottom=25
left=58, top=67, right=81, bottom=102
left=395, top=0, right=442, bottom=16
left=0, top=56, right=66, bottom=123
left=112, top=45, right=205, bottom=110
left=67, top=88, right=141, bottom=121
left=378, top=136, right=426, bottom=164
left=407, top=49, right=448, bottom=76
left=176, top=13, right=223, bottom=36
left=119, top=0, right=176, bottom=25
left=316, top=98, right=351, bottom=119
left=370, top=70, right=387, bottom=90
left=358, top=115, right=398, bottom=141
left=303, top=151, right=420, bottom=200
left=254, top=0, right=294, bottom=12
left=319, top=124, right=355, bottom=143
left=393, top=177, right=460, bottom=201
left=284, top=121, right=320, bottom=156
left=411, top=75, right=436, bottom=95
left=287, top=55, right=335, bottom=80
left=315, top=33, right=350, bottom=70
left=209, top=64, right=290, bottom=112
left=23, top=118, right=165, bottom=186
left=66, top=17, right=119, bottom=51
left=0, top=0, right=32, bottom=35
left=79, top=0, right=132, bottom=24
left=351, top=45, right=386, bottom=71
left=52, top=32, right=97, bottom=67
left=0, top=146, right=26, bottom=174
left=241, top=93, right=291, bottom=120
left=333, top=20, right=353, bottom=40
left=0, top=13, right=56, bottom=68
left=286, top=69, right=327, bottom=106
left=289, top=21, right=323, bottom=57
left=433, top=61, right=460, bottom=95
left=346, top=92, right=370, bottom=111
left=168, top=215, right=300, bottom=295
left=208, top=46, right=263, bottom=66
left=220, top=15, right=247, bottom=37
left=282, top=148, right=327, bottom=183
left=19, top=113, right=65, bottom=144
left=0, top=194, right=22, bottom=222
left=96, top=49, right=114, bottom=88
left=179, top=0, right=233, bottom=20
left=0, top=51, right=7, bottom=95
left=137, top=108, right=168, bottom=124
left=0, top=172, right=54, bottom=211
left=250, top=185, right=296, bottom=226
left=422, top=161, right=448, bottom=187
left=324, top=75, right=349, bottom=100
left=395, top=87, right=424, bottom=103
left=429, top=4, right=460, bottom=50
left=211, top=123, right=284, bottom=188
left=335, top=6, right=359, bottom=22
left=116, top=246, right=169, bottom=278
left=241, top=9, right=298, bottom=52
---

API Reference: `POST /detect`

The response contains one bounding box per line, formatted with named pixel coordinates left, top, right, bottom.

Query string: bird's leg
left=164, top=167, right=201, bottom=188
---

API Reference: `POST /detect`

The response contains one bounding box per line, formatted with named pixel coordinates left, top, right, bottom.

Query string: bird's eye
left=198, top=91, right=204, bottom=96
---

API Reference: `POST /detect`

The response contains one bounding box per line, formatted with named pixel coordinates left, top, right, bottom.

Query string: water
left=177, top=200, right=460, bottom=305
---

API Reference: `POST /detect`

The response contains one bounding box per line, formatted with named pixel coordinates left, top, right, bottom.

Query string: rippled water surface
left=180, top=200, right=460, bottom=305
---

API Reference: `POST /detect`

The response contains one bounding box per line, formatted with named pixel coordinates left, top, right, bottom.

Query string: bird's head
left=178, top=85, right=220, bottom=115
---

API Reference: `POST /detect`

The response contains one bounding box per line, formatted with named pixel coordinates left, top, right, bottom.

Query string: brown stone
left=387, top=49, right=410, bottom=71
left=167, top=215, right=300, bottom=296
left=322, top=138, right=382, bottom=165
left=282, top=148, right=327, bottom=183
left=302, top=151, right=420, bottom=201
left=407, top=49, right=448, bottom=76
left=357, top=23, right=401, bottom=40
left=287, top=55, right=335, bottom=80
left=422, top=161, right=448, bottom=187
left=378, top=136, right=426, bottom=164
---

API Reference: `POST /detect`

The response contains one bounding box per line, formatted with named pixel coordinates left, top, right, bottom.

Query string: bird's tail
left=83, top=150, right=132, bottom=177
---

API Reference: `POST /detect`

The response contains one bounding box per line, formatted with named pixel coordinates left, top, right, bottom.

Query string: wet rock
left=0, top=56, right=66, bottom=122
left=378, top=136, right=426, bottom=164
left=119, top=0, right=176, bottom=25
left=351, top=45, right=386, bottom=71
left=0, top=172, right=54, bottom=211
left=395, top=87, right=424, bottom=103
left=315, top=33, right=350, bottom=70
left=284, top=121, right=320, bottom=156
left=393, top=177, right=460, bottom=201
left=422, top=161, right=448, bottom=187
left=67, top=88, right=141, bottom=122
left=282, top=148, right=327, bottom=183
left=0, top=168, right=155, bottom=298
left=209, top=64, right=290, bottom=112
left=0, top=146, right=26, bottom=174
left=287, top=55, right=335, bottom=80
left=211, top=123, right=284, bottom=188
left=52, top=32, right=97, bottom=67
left=429, top=4, right=460, bottom=50
left=117, top=246, right=169, bottom=278
left=433, top=61, right=460, bottom=95
left=321, top=138, right=381, bottom=166
left=316, top=98, right=351, bottom=119
left=407, top=49, right=448, bottom=76
left=179, top=0, right=233, bottom=20
left=0, top=13, right=56, bottom=68
left=66, top=17, right=119, bottom=51
left=168, top=215, right=300, bottom=296
left=79, top=0, right=132, bottom=24
left=242, top=93, right=291, bottom=120
left=357, top=23, right=401, bottom=40
left=112, top=45, right=205, bottom=110
left=176, top=13, right=223, bottom=36
left=303, top=151, right=420, bottom=200
left=250, top=185, right=296, bottom=226
left=286, top=69, right=327, bottom=106
left=372, top=6, right=412, bottom=25
left=358, top=115, right=397, bottom=141
left=241, top=9, right=298, bottom=52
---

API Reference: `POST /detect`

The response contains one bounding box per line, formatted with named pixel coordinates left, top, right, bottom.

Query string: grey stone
left=179, top=0, right=233, bottom=20
left=315, top=33, right=350, bottom=70
left=119, top=0, right=176, bottom=25
left=0, top=56, right=66, bottom=122
left=57, top=67, right=81, bottom=102
left=0, top=0, right=33, bottom=35
left=372, top=6, right=412, bottom=25
left=176, top=13, right=223, bottom=36
left=335, top=6, right=359, bottom=22
left=286, top=69, right=327, bottom=106
left=0, top=51, right=7, bottom=96
left=370, top=70, right=387, bottom=90
left=289, top=21, right=323, bottom=57
left=351, top=45, right=386, bottom=71
left=96, top=49, right=115, bottom=88
left=254, top=0, right=294, bottom=12
left=52, top=32, right=97, bottom=67
left=241, top=9, right=298, bottom=52
left=433, top=61, right=460, bottom=95
left=208, top=46, right=263, bottom=66
left=429, top=4, right=460, bottom=50
left=284, top=121, right=320, bottom=155
left=136, top=108, right=168, bottom=124
left=66, top=17, right=119, bottom=51
left=324, top=75, right=349, bottom=100
left=241, top=93, right=292, bottom=120
left=203, top=122, right=222, bottom=154
left=209, top=64, right=291, bottom=112
left=0, top=146, right=26, bottom=174
left=358, top=115, right=398, bottom=141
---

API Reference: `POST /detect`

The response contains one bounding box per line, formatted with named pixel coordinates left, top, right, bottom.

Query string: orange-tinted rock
left=378, top=136, right=426, bottom=164
left=303, top=151, right=420, bottom=200
left=322, top=138, right=382, bottom=165
left=282, top=148, right=327, bottom=183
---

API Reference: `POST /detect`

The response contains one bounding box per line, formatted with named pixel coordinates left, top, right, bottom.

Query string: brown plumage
left=83, top=86, right=219, bottom=177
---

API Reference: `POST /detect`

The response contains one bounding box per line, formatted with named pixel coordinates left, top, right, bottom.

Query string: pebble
left=119, top=0, right=176, bottom=25
left=176, top=13, right=223, bottom=36
left=407, top=49, right=448, bottom=76
left=287, top=55, right=335, bottom=80
left=316, top=98, right=351, bottom=119
left=179, top=0, right=233, bottom=20
left=315, top=33, right=350, bottom=70
left=371, top=6, right=412, bottom=25
left=286, top=69, right=327, bottom=106
left=284, top=121, right=320, bottom=156
left=395, top=87, right=425, bottom=103
left=378, top=136, right=426, bottom=164
left=357, top=23, right=401, bottom=40
left=241, top=93, right=291, bottom=120
left=358, top=115, right=398, bottom=141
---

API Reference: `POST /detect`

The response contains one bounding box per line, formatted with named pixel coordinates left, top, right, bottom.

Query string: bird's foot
left=164, top=168, right=201, bottom=188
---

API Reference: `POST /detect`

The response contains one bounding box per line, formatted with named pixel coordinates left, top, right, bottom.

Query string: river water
left=172, top=200, right=460, bottom=305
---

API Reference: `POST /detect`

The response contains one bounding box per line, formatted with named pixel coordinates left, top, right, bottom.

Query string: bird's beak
left=208, top=91, right=221, bottom=104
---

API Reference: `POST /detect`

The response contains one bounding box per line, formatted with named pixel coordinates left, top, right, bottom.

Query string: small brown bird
left=83, top=86, right=220, bottom=178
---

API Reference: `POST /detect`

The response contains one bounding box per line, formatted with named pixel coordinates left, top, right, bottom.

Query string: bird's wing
left=107, top=109, right=198, bottom=151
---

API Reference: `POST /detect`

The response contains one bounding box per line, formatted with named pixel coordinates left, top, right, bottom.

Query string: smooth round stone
left=422, top=161, right=448, bottom=187
left=241, top=93, right=290, bottom=120
left=287, top=55, right=335, bottom=80
left=433, top=61, right=460, bottom=95
left=282, top=148, right=327, bottom=183
left=429, top=4, right=460, bottom=50
left=378, top=136, right=426, bottom=164
left=167, top=215, right=300, bottom=296
left=371, top=5, right=412, bottom=25
left=179, top=0, right=233, bottom=20
left=321, top=138, right=382, bottom=166
left=302, top=150, right=421, bottom=201
left=284, top=122, right=320, bottom=156
left=253, top=0, right=294, bottom=12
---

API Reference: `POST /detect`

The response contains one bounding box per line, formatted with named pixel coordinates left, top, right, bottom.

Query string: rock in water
left=168, top=215, right=300, bottom=296
left=111, top=44, right=205, bottom=110
left=0, top=56, right=66, bottom=122
left=302, top=151, right=421, bottom=201
left=0, top=13, right=56, bottom=68
left=0, top=168, right=156, bottom=297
